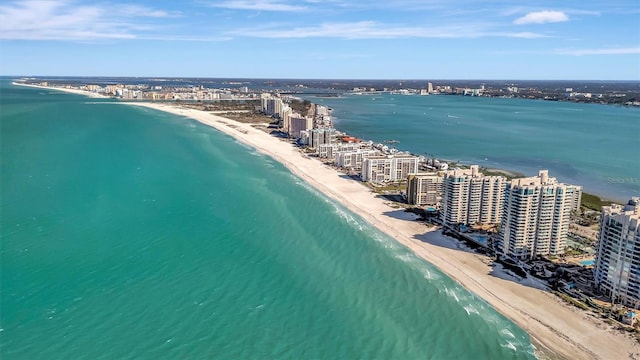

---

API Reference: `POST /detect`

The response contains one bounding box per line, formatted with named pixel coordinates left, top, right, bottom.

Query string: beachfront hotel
left=440, top=165, right=506, bottom=227
left=406, top=172, right=445, bottom=207
left=498, top=170, right=582, bottom=260
left=335, top=148, right=380, bottom=170
left=362, top=155, right=419, bottom=184
left=318, top=143, right=360, bottom=160
left=594, top=197, right=640, bottom=309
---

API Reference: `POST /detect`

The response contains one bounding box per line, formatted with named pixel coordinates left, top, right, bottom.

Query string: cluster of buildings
left=262, top=94, right=628, bottom=301
left=34, top=81, right=640, bottom=309
left=35, top=82, right=257, bottom=101
left=260, top=93, right=425, bottom=185
left=263, top=93, right=620, bottom=293
left=407, top=166, right=640, bottom=308
left=260, top=94, right=317, bottom=139
left=349, top=83, right=484, bottom=96
left=407, top=166, right=582, bottom=259
left=409, top=166, right=640, bottom=309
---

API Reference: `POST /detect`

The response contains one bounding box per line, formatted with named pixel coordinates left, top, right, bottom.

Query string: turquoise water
left=311, top=94, right=640, bottom=202
left=580, top=259, right=595, bottom=266
left=0, top=82, right=535, bottom=358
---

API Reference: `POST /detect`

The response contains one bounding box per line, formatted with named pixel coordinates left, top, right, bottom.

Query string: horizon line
left=3, top=75, right=639, bottom=82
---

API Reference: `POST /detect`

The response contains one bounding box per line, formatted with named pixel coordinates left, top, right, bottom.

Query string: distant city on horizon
left=12, top=76, right=640, bottom=107
left=6, top=75, right=640, bottom=82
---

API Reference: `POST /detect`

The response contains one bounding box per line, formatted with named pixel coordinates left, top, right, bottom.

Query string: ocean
left=310, top=93, right=640, bottom=202
left=0, top=81, right=535, bottom=359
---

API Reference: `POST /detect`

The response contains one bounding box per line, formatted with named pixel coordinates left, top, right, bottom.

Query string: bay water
left=0, top=82, right=535, bottom=359
left=311, top=93, right=640, bottom=202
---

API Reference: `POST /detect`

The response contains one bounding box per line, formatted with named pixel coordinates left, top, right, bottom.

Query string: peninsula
left=16, top=81, right=640, bottom=360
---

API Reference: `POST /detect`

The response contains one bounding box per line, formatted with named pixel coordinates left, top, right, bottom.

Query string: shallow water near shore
left=0, top=81, right=536, bottom=358
left=310, top=93, right=640, bottom=202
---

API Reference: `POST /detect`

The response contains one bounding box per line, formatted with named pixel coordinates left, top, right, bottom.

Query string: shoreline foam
left=14, top=83, right=640, bottom=359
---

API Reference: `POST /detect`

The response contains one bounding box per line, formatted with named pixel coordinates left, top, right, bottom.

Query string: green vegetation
left=223, top=113, right=273, bottom=124
left=581, top=192, right=613, bottom=211
left=444, top=165, right=522, bottom=180
left=289, top=99, right=313, bottom=116
left=370, top=182, right=406, bottom=194
left=564, top=248, right=586, bottom=256
left=182, top=100, right=260, bottom=111
left=553, top=291, right=590, bottom=311
left=479, top=168, right=522, bottom=180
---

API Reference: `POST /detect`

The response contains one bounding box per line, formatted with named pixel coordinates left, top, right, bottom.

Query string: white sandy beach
left=15, top=83, right=640, bottom=359
left=12, top=82, right=109, bottom=98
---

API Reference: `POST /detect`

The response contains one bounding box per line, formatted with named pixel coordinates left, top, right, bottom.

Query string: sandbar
left=12, top=82, right=109, bottom=98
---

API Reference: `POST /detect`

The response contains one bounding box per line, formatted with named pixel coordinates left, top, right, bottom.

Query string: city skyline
left=0, top=0, right=639, bottom=80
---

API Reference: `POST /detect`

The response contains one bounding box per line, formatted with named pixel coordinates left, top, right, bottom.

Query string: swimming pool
left=580, top=259, right=595, bottom=266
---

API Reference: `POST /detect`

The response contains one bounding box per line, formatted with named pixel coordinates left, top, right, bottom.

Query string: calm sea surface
left=0, top=81, right=535, bottom=359
left=310, top=93, right=640, bottom=201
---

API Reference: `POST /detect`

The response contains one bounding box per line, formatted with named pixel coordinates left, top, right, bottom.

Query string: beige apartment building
left=440, top=165, right=506, bottom=227
left=498, top=170, right=582, bottom=259
left=406, top=172, right=444, bottom=207
left=594, top=197, right=640, bottom=308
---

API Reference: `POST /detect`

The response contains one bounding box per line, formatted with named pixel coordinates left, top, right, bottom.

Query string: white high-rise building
left=594, top=197, right=640, bottom=309
left=298, top=130, right=311, bottom=145
left=361, top=155, right=419, bottom=184
left=273, top=98, right=283, bottom=117
left=317, top=143, right=338, bottom=159
left=498, top=170, right=582, bottom=259
left=262, top=97, right=279, bottom=116
left=334, top=148, right=378, bottom=170
left=440, top=165, right=506, bottom=227
left=406, top=172, right=444, bottom=207
left=393, top=156, right=419, bottom=182
left=261, top=96, right=291, bottom=125
left=316, top=105, right=329, bottom=116
left=309, top=128, right=335, bottom=149
left=281, top=106, right=292, bottom=132
left=361, top=156, right=393, bottom=184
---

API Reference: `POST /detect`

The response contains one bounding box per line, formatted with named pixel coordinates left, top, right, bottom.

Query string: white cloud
left=557, top=47, right=640, bottom=56
left=115, top=5, right=181, bottom=18
left=211, top=1, right=307, bottom=12
left=0, top=0, right=178, bottom=40
left=506, top=32, right=548, bottom=39
left=514, top=10, right=569, bottom=25
left=229, top=21, right=547, bottom=40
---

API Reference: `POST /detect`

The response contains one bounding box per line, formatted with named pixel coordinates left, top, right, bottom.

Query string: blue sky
left=0, top=0, right=638, bottom=79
